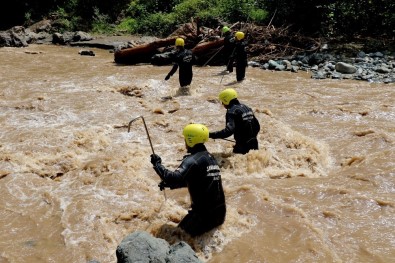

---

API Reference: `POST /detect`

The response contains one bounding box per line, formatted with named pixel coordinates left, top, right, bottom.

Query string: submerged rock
left=78, top=50, right=95, bottom=56
left=116, top=231, right=203, bottom=263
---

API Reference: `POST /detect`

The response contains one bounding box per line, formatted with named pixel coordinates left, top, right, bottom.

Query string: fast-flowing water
left=0, top=44, right=394, bottom=263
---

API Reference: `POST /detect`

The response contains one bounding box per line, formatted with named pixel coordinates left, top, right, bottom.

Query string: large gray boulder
left=0, top=21, right=94, bottom=47
left=0, top=26, right=29, bottom=47
left=335, top=62, right=357, bottom=74
left=116, top=231, right=203, bottom=263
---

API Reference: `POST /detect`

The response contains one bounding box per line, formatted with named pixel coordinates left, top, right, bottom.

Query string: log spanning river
left=0, top=45, right=394, bottom=263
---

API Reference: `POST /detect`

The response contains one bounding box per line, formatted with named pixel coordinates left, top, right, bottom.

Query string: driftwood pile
left=114, top=20, right=322, bottom=65
left=243, top=24, right=321, bottom=62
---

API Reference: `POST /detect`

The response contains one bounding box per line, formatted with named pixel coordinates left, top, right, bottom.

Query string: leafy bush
left=112, top=0, right=269, bottom=36
left=123, top=1, right=149, bottom=18
left=137, top=12, right=177, bottom=36
left=115, top=18, right=138, bottom=34
left=194, top=9, right=222, bottom=28
left=172, top=0, right=213, bottom=22
left=249, top=9, right=268, bottom=24
left=24, top=12, right=32, bottom=27
left=91, top=7, right=114, bottom=34
left=218, top=0, right=254, bottom=23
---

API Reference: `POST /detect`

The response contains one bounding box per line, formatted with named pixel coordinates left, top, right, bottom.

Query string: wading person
left=221, top=26, right=235, bottom=73
left=227, top=31, right=248, bottom=82
left=165, top=37, right=195, bottom=94
left=150, top=124, right=226, bottom=237
left=209, top=88, right=260, bottom=154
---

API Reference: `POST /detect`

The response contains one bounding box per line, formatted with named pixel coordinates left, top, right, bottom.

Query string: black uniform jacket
left=168, top=48, right=194, bottom=87
left=210, top=99, right=260, bottom=145
left=223, top=33, right=235, bottom=60
left=153, top=144, right=225, bottom=214
left=233, top=40, right=247, bottom=66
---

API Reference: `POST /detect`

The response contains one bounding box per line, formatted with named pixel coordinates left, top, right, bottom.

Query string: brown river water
left=0, top=45, right=394, bottom=263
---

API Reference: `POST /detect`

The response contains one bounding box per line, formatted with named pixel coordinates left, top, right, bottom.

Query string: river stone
left=335, top=62, right=357, bottom=74
left=375, top=66, right=391, bottom=74
left=357, top=51, right=366, bottom=58
left=0, top=26, right=29, bottom=47
left=371, top=51, right=384, bottom=58
left=74, top=31, right=93, bottom=42
left=0, top=31, right=12, bottom=47
left=78, top=50, right=95, bottom=56
left=282, top=60, right=292, bottom=70
left=291, top=65, right=299, bottom=72
left=151, top=52, right=173, bottom=66
left=268, top=59, right=281, bottom=69
left=116, top=231, right=202, bottom=263
left=167, top=241, right=203, bottom=263
left=248, top=61, right=261, bottom=67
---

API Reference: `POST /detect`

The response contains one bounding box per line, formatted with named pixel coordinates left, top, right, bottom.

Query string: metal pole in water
left=128, top=116, right=155, bottom=154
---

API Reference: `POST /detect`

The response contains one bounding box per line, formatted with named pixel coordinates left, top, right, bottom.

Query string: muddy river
left=0, top=45, right=394, bottom=263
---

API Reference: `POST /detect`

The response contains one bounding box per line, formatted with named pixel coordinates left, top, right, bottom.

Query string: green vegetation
left=1, top=0, right=394, bottom=38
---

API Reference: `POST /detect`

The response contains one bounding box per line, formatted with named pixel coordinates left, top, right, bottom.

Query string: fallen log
left=192, top=38, right=224, bottom=65
left=192, top=38, right=224, bottom=54
left=114, top=36, right=226, bottom=66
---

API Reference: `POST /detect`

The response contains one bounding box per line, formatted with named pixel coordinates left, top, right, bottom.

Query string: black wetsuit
left=152, top=144, right=226, bottom=237
left=228, top=40, right=248, bottom=81
left=167, top=48, right=194, bottom=87
left=223, top=32, right=235, bottom=71
left=210, top=99, right=260, bottom=154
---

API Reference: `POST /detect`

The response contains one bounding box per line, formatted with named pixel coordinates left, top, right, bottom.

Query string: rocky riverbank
left=250, top=50, right=395, bottom=83
left=1, top=23, right=394, bottom=83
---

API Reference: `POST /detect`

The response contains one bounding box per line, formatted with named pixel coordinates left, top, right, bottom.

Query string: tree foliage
left=0, top=0, right=393, bottom=38
left=263, top=0, right=395, bottom=37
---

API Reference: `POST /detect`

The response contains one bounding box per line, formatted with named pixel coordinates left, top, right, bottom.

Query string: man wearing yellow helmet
left=165, top=37, right=195, bottom=89
left=227, top=31, right=248, bottom=81
left=150, top=124, right=226, bottom=237
left=209, top=88, right=260, bottom=154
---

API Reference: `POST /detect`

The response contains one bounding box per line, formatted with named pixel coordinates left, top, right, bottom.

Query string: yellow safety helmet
left=183, top=124, right=209, bottom=147
left=235, top=31, right=245, bottom=40
left=222, top=26, right=230, bottom=33
left=219, top=88, right=238, bottom=105
left=175, top=37, right=185, bottom=47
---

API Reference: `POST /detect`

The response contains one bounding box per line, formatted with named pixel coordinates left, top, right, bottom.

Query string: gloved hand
left=165, top=74, right=171, bottom=81
left=158, top=181, right=167, bottom=191
left=150, top=154, right=162, bottom=166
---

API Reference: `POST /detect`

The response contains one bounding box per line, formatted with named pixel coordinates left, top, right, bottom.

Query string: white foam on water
left=1, top=46, right=394, bottom=263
